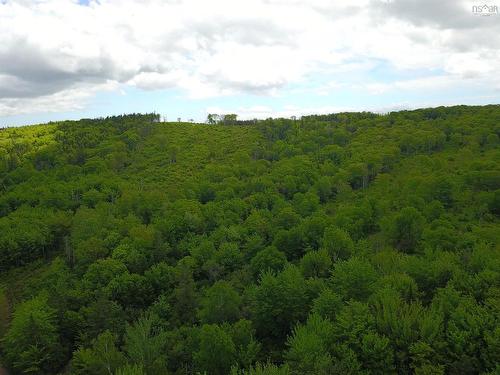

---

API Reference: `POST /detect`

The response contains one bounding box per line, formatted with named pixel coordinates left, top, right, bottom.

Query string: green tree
left=275, top=207, right=301, bottom=230
left=207, top=114, right=219, bottom=125
left=229, top=320, right=261, bottom=369
left=359, top=332, right=395, bottom=374
left=250, top=246, right=288, bottom=278
left=115, top=364, right=146, bottom=375
left=252, top=266, right=312, bottom=342
left=273, top=227, right=306, bottom=260
left=489, top=189, right=500, bottom=216
left=123, top=314, right=168, bottom=374
left=198, top=281, right=242, bottom=324
left=331, top=258, right=378, bottom=301
left=106, top=272, right=154, bottom=308
left=71, top=330, right=126, bottom=375
left=300, top=250, right=332, bottom=279
left=221, top=114, right=238, bottom=125
left=285, top=314, right=334, bottom=374
left=321, top=226, right=354, bottom=261
left=79, top=297, right=126, bottom=345
left=195, top=324, right=236, bottom=375
left=1, top=294, right=64, bottom=374
left=170, top=264, right=199, bottom=325
left=384, top=207, right=425, bottom=253
left=311, top=289, right=343, bottom=321
left=231, top=362, right=291, bottom=375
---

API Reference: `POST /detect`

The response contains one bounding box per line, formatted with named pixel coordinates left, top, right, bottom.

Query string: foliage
left=0, top=107, right=499, bottom=373
left=1, top=294, right=64, bottom=374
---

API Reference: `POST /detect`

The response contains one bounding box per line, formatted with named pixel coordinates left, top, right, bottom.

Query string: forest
left=0, top=105, right=499, bottom=374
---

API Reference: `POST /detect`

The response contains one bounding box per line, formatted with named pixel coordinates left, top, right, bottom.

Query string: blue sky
left=1, top=0, right=499, bottom=126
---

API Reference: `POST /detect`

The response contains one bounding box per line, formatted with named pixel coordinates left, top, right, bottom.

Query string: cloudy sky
left=0, top=0, right=499, bottom=126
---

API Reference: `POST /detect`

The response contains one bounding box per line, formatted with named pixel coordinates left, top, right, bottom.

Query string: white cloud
left=444, top=51, right=500, bottom=77
left=0, top=0, right=499, bottom=116
left=357, top=75, right=458, bottom=95
left=0, top=81, right=118, bottom=117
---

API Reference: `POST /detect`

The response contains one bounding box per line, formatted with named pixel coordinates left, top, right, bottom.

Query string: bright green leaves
left=2, top=294, right=64, bottom=374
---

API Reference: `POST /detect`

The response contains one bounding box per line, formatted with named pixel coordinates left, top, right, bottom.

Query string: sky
left=0, top=0, right=499, bottom=126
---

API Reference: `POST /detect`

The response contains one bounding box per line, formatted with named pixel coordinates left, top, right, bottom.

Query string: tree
left=425, top=178, right=454, bottom=208
left=169, top=145, right=180, bottom=163
left=384, top=207, right=425, bottom=253
left=347, top=162, right=369, bottom=189
left=409, top=341, right=444, bottom=375
left=207, top=114, right=220, bottom=125
left=169, top=264, right=199, bottom=325
left=79, top=297, right=126, bottom=345
left=285, top=314, right=335, bottom=374
left=123, top=314, right=168, bottom=374
left=250, top=246, right=288, bottom=278
left=115, top=364, right=146, bottom=375
left=229, top=319, right=261, bottom=369
left=371, top=289, right=440, bottom=372
left=1, top=294, right=63, bottom=374
left=314, top=176, right=337, bottom=203
left=112, top=243, right=149, bottom=274
left=311, top=289, right=343, bottom=321
left=106, top=272, right=155, bottom=308
left=331, top=258, right=378, bottom=301
left=71, top=330, right=126, bottom=375
left=292, top=191, right=320, bottom=217
left=321, top=226, right=354, bottom=261
left=273, top=227, right=306, bottom=260
left=489, top=189, right=500, bottom=216
left=198, top=281, right=242, bottom=324
left=144, top=262, right=175, bottom=295
left=275, top=206, right=301, bottom=230
left=231, top=362, right=291, bottom=375
left=195, top=324, right=236, bottom=375
left=222, top=114, right=238, bottom=125
left=300, top=250, right=332, bottom=279
left=82, top=258, right=128, bottom=292
left=359, top=332, right=395, bottom=374
left=252, top=266, right=312, bottom=342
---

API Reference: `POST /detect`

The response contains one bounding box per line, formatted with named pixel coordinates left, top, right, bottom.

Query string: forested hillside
left=0, top=106, right=499, bottom=375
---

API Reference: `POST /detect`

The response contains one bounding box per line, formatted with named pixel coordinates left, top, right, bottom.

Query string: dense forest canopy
left=0, top=105, right=499, bottom=374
